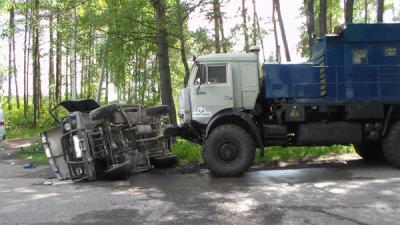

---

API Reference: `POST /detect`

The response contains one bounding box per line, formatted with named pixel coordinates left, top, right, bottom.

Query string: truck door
left=191, top=63, right=233, bottom=124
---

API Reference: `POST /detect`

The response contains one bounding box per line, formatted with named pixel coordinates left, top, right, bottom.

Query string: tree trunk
left=65, top=55, right=69, bottom=100
left=105, top=69, right=109, bottom=104
left=306, top=0, right=314, bottom=59
left=48, top=13, right=55, bottom=109
left=319, top=0, right=327, bottom=35
left=8, top=3, right=14, bottom=111
left=241, top=0, right=250, bottom=52
left=272, top=0, right=281, bottom=62
left=152, top=0, right=177, bottom=125
left=55, top=10, right=62, bottom=103
left=251, top=0, right=257, bottom=46
left=70, top=5, right=77, bottom=100
left=274, top=0, right=291, bottom=61
left=23, top=4, right=30, bottom=118
left=176, top=0, right=190, bottom=86
left=11, top=2, right=19, bottom=109
left=218, top=8, right=227, bottom=53
left=212, top=0, right=221, bottom=53
left=252, top=0, right=265, bottom=61
left=364, top=0, right=368, bottom=23
left=32, top=0, right=40, bottom=127
left=80, top=53, right=84, bottom=98
left=377, top=0, right=384, bottom=22
left=96, top=41, right=108, bottom=103
left=345, top=0, right=354, bottom=24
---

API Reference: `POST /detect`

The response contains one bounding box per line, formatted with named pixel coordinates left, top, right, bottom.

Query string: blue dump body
left=264, top=23, right=400, bottom=104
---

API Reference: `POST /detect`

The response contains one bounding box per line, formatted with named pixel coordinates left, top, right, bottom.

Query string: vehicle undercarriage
left=41, top=99, right=176, bottom=181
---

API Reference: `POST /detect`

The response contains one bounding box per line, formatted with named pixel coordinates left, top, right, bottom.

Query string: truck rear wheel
left=383, top=122, right=400, bottom=167
left=354, top=141, right=385, bottom=162
left=204, top=125, right=255, bottom=176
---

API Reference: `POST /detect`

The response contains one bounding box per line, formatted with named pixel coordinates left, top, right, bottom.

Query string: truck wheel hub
left=218, top=143, right=239, bottom=163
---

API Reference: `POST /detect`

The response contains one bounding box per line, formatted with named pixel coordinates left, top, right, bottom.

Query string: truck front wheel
left=204, top=124, right=255, bottom=176
left=383, top=122, right=400, bottom=167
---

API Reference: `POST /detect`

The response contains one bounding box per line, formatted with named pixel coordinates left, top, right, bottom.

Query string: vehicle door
left=190, top=63, right=233, bottom=124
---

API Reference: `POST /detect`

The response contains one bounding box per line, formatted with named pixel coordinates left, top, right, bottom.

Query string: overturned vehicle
left=41, top=99, right=176, bottom=182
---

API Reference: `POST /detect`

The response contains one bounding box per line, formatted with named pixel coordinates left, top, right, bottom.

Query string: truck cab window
left=194, top=64, right=206, bottom=85
left=207, top=66, right=227, bottom=84
left=352, top=48, right=368, bottom=64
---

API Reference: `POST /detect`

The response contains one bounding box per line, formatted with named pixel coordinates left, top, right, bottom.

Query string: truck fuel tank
left=297, top=122, right=362, bottom=146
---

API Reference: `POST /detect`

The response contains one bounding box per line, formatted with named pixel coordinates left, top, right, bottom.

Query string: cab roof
left=196, top=53, right=257, bottom=63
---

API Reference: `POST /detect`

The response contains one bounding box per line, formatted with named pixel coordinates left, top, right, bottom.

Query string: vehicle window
left=352, top=48, right=368, bottom=64
left=384, top=47, right=397, bottom=57
left=207, top=66, right=227, bottom=84
left=194, top=64, right=206, bottom=85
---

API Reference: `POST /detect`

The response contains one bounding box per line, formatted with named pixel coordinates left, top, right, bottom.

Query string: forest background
left=0, top=0, right=399, bottom=163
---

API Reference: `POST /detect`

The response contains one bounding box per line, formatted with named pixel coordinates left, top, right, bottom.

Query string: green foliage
left=172, top=138, right=203, bottom=164
left=256, top=145, right=354, bottom=162
left=298, top=0, right=342, bottom=59
left=1, top=98, right=56, bottom=130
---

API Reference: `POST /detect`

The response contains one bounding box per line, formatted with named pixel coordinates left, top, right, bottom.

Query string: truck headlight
left=64, top=123, right=71, bottom=131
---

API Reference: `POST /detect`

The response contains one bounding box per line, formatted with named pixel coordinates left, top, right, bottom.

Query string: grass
left=173, top=138, right=355, bottom=164
left=7, top=128, right=42, bottom=139
left=16, top=140, right=49, bottom=165
left=256, top=145, right=355, bottom=163
left=172, top=139, right=203, bottom=164
left=13, top=134, right=356, bottom=167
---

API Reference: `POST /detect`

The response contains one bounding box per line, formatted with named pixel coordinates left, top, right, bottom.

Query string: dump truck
left=173, top=23, right=400, bottom=176
left=41, top=99, right=176, bottom=181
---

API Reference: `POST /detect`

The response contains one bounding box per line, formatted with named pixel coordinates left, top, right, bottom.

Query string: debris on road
left=23, top=162, right=34, bottom=169
left=43, top=179, right=74, bottom=186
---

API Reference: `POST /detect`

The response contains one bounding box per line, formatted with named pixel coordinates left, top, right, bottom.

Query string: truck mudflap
left=42, top=99, right=177, bottom=182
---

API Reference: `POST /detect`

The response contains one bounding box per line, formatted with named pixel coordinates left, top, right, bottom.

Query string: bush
left=172, top=138, right=203, bottom=164
left=1, top=97, right=59, bottom=135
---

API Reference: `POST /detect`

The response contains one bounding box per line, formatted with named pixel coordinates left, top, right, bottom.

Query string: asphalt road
left=1, top=139, right=400, bottom=225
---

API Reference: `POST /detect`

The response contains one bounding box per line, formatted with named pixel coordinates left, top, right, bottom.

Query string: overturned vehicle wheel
left=145, top=105, right=170, bottom=116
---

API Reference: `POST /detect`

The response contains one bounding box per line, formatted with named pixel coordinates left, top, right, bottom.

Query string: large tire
left=89, top=104, right=119, bottom=120
left=145, top=105, right=170, bottom=116
left=354, top=141, right=385, bottom=162
left=383, top=121, right=400, bottom=167
left=150, top=155, right=177, bottom=168
left=204, top=124, right=255, bottom=176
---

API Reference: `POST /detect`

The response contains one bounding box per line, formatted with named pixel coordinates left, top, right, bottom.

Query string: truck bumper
left=165, top=123, right=203, bottom=144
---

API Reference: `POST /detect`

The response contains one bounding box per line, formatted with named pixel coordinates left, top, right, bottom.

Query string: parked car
left=0, top=107, right=5, bottom=140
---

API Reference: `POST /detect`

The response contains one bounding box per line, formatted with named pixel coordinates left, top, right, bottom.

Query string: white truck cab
left=179, top=49, right=260, bottom=126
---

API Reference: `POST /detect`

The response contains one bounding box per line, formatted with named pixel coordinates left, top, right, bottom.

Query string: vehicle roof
left=196, top=53, right=257, bottom=63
